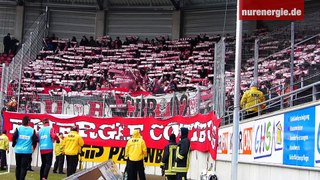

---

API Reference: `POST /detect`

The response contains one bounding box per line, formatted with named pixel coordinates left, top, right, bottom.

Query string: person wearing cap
left=0, top=130, right=9, bottom=170
left=240, top=81, right=266, bottom=119
left=6, top=96, right=17, bottom=112
left=160, top=133, right=177, bottom=180
left=53, top=132, right=65, bottom=174
left=63, top=126, right=84, bottom=177
left=38, top=118, right=59, bottom=180
left=125, top=129, right=147, bottom=180
left=173, top=127, right=190, bottom=180
left=12, top=116, right=38, bottom=180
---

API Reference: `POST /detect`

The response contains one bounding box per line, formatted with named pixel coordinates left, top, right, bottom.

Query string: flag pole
left=231, top=0, right=242, bottom=179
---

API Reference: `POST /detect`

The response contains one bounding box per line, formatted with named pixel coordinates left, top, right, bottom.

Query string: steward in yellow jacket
left=240, top=82, right=266, bottom=118
left=63, top=126, right=84, bottom=177
left=0, top=130, right=9, bottom=170
left=125, top=129, right=147, bottom=180
left=53, top=133, right=65, bottom=174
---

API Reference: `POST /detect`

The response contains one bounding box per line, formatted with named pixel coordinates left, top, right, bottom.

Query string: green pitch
left=0, top=169, right=66, bottom=180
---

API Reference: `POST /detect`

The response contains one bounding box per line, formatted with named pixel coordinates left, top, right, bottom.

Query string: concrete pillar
left=172, top=10, right=181, bottom=40
left=14, top=6, right=24, bottom=43
left=95, top=10, right=106, bottom=38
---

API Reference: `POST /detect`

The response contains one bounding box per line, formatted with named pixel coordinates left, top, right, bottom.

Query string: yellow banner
left=79, top=145, right=163, bottom=166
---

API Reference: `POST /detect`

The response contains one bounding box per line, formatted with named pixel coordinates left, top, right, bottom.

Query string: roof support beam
left=170, top=0, right=180, bottom=10
left=96, top=0, right=104, bottom=10
left=16, top=0, right=24, bottom=6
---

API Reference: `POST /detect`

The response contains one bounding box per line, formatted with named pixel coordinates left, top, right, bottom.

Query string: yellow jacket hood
left=132, top=130, right=141, bottom=138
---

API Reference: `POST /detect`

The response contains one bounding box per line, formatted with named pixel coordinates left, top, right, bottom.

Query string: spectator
left=144, top=38, right=150, bottom=44
left=160, top=133, right=177, bottom=180
left=6, top=96, right=17, bottom=112
left=0, top=130, right=9, bottom=170
left=199, top=65, right=208, bottom=79
left=240, top=82, right=266, bottom=119
left=71, top=36, right=77, bottom=43
left=53, top=132, right=65, bottom=174
left=12, top=116, right=38, bottom=180
left=173, top=127, right=190, bottom=180
left=89, top=36, right=97, bottom=47
left=3, top=33, right=11, bottom=55
left=125, top=129, right=147, bottom=180
left=80, top=36, right=89, bottom=46
left=38, top=118, right=59, bottom=180
left=266, top=89, right=281, bottom=113
left=114, top=37, right=122, bottom=49
left=63, top=126, right=84, bottom=177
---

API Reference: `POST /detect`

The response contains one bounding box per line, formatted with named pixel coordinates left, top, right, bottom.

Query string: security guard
left=173, top=127, right=190, bottom=180
left=63, top=126, right=84, bottom=177
left=0, top=130, right=9, bottom=170
left=12, top=116, right=38, bottom=180
left=125, top=129, right=147, bottom=180
left=53, top=132, right=65, bottom=174
left=240, top=82, right=266, bottom=119
left=160, top=133, right=177, bottom=180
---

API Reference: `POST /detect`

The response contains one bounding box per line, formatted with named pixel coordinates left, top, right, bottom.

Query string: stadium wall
left=0, top=5, right=16, bottom=51
left=182, top=8, right=256, bottom=36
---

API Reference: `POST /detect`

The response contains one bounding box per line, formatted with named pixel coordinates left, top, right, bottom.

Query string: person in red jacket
left=38, top=118, right=59, bottom=180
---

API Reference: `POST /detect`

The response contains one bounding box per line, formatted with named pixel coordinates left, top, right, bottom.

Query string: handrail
left=244, top=81, right=320, bottom=112
left=269, top=70, right=320, bottom=94
left=224, top=81, right=320, bottom=120
left=258, top=33, right=320, bottom=63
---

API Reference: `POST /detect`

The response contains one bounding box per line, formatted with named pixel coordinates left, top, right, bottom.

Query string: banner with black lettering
left=80, top=145, right=163, bottom=166
left=4, top=111, right=220, bottom=162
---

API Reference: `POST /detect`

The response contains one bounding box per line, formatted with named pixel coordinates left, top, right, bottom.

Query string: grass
left=0, top=169, right=66, bottom=180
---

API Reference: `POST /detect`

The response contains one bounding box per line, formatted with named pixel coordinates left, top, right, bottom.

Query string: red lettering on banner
left=3, top=111, right=221, bottom=160
left=88, top=102, right=103, bottom=117
left=43, top=100, right=62, bottom=114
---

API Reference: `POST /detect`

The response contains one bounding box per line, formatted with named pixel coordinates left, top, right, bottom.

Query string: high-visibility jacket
left=240, top=87, right=266, bottom=112
left=39, top=126, right=54, bottom=150
left=54, top=137, right=64, bottom=156
left=14, top=126, right=35, bottom=154
left=160, top=142, right=177, bottom=176
left=173, top=137, right=190, bottom=173
left=125, top=130, right=147, bottom=161
left=63, top=131, right=84, bottom=156
left=0, top=134, right=9, bottom=151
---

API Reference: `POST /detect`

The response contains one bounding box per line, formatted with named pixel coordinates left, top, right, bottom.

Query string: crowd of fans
left=3, top=26, right=320, bottom=115
left=20, top=33, right=217, bottom=97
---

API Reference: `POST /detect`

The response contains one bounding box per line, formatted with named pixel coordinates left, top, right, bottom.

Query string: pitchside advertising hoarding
left=3, top=111, right=220, bottom=166
left=217, top=104, right=320, bottom=168
left=315, top=105, right=320, bottom=167
left=240, top=0, right=304, bottom=20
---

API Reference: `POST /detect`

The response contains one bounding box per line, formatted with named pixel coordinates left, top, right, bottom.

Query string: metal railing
left=1, top=13, right=47, bottom=96
left=223, top=81, right=320, bottom=125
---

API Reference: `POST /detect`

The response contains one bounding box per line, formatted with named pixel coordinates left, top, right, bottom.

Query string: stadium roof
left=0, top=0, right=237, bottom=10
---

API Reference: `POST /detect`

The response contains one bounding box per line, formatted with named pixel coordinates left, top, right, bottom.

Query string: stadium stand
left=10, top=29, right=318, bottom=115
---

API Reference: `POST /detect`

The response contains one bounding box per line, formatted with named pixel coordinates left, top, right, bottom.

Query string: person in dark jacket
left=3, top=33, right=11, bottom=55
left=160, top=134, right=177, bottom=180
left=173, top=127, right=190, bottom=180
